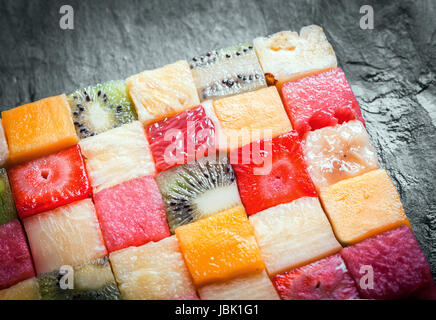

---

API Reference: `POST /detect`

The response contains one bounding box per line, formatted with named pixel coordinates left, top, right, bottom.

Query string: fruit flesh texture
left=0, top=120, right=9, bottom=166
left=319, top=169, right=410, bottom=245
left=198, top=270, right=279, bottom=300
left=175, top=206, right=264, bottom=287
left=127, top=60, right=200, bottom=125
left=0, top=219, right=35, bottom=289
left=109, top=236, right=197, bottom=300
left=67, top=80, right=137, bottom=139
left=213, top=86, right=292, bottom=151
left=38, top=257, right=120, bottom=300
left=0, top=169, right=17, bottom=225
left=273, top=254, right=359, bottom=300
left=341, top=226, right=434, bottom=299
left=79, top=121, right=155, bottom=193
left=0, top=278, right=40, bottom=300
left=232, top=131, right=317, bottom=215
left=146, top=105, right=217, bottom=172
left=8, top=145, right=92, bottom=219
left=249, top=197, right=341, bottom=276
left=23, top=199, right=107, bottom=274
left=253, top=25, right=337, bottom=91
left=1, top=94, right=78, bottom=165
left=93, top=176, right=170, bottom=253
left=303, top=120, right=379, bottom=191
left=282, top=68, right=365, bottom=137
left=156, top=154, right=241, bottom=233
left=190, top=44, right=267, bottom=101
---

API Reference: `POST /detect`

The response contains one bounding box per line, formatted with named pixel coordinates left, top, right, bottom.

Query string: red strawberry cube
left=146, top=105, right=216, bottom=172
left=93, top=176, right=171, bottom=252
left=281, top=68, right=365, bottom=137
left=231, top=131, right=317, bottom=215
left=273, top=254, right=360, bottom=300
left=0, top=219, right=35, bottom=289
left=8, top=145, right=91, bottom=219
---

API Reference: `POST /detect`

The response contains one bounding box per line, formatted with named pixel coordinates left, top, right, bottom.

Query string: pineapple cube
left=0, top=278, right=40, bottom=300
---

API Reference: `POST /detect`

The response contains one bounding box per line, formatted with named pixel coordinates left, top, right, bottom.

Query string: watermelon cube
left=0, top=169, right=17, bottom=225
left=146, top=105, right=216, bottom=172
left=93, top=176, right=170, bottom=253
left=0, top=220, right=35, bottom=289
left=341, top=226, right=434, bottom=299
left=282, top=68, right=364, bottom=137
left=273, top=254, right=360, bottom=300
left=232, top=131, right=317, bottom=215
left=8, top=145, right=92, bottom=219
left=0, top=278, right=40, bottom=300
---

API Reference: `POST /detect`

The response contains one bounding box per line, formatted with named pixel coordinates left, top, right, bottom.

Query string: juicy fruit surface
left=303, top=120, right=379, bottom=190
left=23, top=199, right=107, bottom=274
left=0, top=220, right=35, bottom=289
left=282, top=68, right=364, bottom=137
left=1, top=94, right=78, bottom=165
left=273, top=254, right=359, bottom=300
left=109, top=236, right=197, bottom=300
left=232, top=131, right=317, bottom=215
left=156, top=154, right=241, bottom=233
left=127, top=60, right=200, bottom=125
left=175, top=206, right=264, bottom=287
left=8, top=145, right=91, bottom=219
left=0, top=169, right=17, bottom=225
left=249, top=197, right=341, bottom=276
left=253, top=25, right=337, bottom=89
left=0, top=120, right=9, bottom=166
left=0, top=278, right=40, bottom=300
left=68, top=80, right=137, bottom=139
left=341, top=226, right=434, bottom=299
left=94, top=176, right=170, bottom=252
left=190, top=44, right=266, bottom=101
left=146, top=105, right=216, bottom=172
left=213, top=86, right=292, bottom=150
left=320, top=169, right=409, bottom=245
left=79, top=121, right=155, bottom=193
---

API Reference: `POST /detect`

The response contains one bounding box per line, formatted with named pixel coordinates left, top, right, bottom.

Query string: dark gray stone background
left=0, top=0, right=435, bottom=278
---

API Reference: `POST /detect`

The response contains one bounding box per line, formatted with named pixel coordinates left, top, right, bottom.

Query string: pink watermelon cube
left=93, top=176, right=171, bottom=252
left=341, top=225, right=434, bottom=299
left=272, top=254, right=359, bottom=300
left=281, top=68, right=365, bottom=138
left=0, top=220, right=35, bottom=289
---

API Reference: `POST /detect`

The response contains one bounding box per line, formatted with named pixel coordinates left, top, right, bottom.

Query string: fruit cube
left=8, top=145, right=91, bottom=219
left=109, top=236, right=197, bottom=300
left=303, top=120, right=379, bottom=191
left=249, top=197, right=341, bottom=276
left=273, top=254, right=360, bottom=300
left=0, top=169, right=17, bottom=225
left=127, top=60, right=200, bottom=125
left=319, top=169, right=410, bottom=245
left=0, top=220, right=35, bottom=289
left=232, top=131, right=317, bottom=215
left=198, top=270, right=279, bottom=300
left=175, top=206, right=264, bottom=287
left=0, top=120, right=9, bottom=166
left=93, top=176, right=170, bottom=252
left=1, top=95, right=78, bottom=165
left=253, top=25, right=337, bottom=91
left=213, top=86, right=292, bottom=150
left=341, top=226, right=434, bottom=299
left=0, top=278, right=40, bottom=300
left=282, top=68, right=365, bottom=137
left=146, top=105, right=217, bottom=172
left=79, top=121, right=155, bottom=193
left=23, top=199, right=107, bottom=274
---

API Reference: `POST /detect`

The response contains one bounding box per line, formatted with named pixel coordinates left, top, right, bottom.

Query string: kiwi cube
left=0, top=169, right=17, bottom=225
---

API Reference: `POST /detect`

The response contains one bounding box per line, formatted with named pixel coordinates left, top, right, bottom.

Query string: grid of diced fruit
left=0, top=25, right=434, bottom=300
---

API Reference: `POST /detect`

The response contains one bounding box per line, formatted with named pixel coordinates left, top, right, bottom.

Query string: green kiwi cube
left=0, top=168, right=17, bottom=225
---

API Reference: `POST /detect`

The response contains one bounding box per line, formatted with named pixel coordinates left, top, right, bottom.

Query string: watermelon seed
left=41, top=170, right=49, bottom=180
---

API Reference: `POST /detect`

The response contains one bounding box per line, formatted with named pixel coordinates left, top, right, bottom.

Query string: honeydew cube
left=0, top=120, right=9, bottom=166
left=0, top=278, right=40, bottom=300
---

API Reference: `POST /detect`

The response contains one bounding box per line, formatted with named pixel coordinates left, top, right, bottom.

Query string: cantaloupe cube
left=319, top=169, right=409, bottom=245
left=176, top=206, right=264, bottom=287
left=109, top=236, right=197, bottom=300
left=23, top=199, right=107, bottom=274
left=0, top=278, right=40, bottom=300
left=249, top=197, right=341, bottom=276
left=198, top=270, right=279, bottom=300
left=0, top=120, right=9, bottom=166
left=1, top=95, right=78, bottom=165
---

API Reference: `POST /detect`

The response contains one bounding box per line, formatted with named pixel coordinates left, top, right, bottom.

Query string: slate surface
left=0, top=0, right=435, bottom=278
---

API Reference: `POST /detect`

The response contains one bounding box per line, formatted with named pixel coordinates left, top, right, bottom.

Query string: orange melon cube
left=319, top=169, right=410, bottom=245
left=2, top=95, right=78, bottom=165
left=176, top=206, right=264, bottom=287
